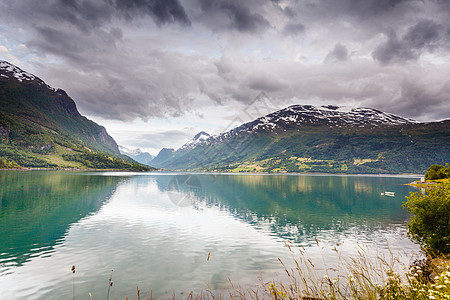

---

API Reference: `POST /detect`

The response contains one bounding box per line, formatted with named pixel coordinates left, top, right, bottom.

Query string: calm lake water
left=0, top=171, right=421, bottom=299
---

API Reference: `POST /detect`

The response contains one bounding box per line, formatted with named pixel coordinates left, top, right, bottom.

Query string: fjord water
left=0, top=171, right=420, bottom=299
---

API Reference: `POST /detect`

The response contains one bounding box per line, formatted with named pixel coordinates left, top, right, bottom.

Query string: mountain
left=151, top=148, right=175, bottom=167
left=180, top=131, right=211, bottom=150
left=151, top=105, right=449, bottom=174
left=0, top=60, right=151, bottom=170
left=118, top=145, right=154, bottom=165
left=150, top=132, right=211, bottom=167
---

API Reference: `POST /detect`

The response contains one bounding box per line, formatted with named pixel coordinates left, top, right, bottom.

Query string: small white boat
left=381, top=192, right=395, bottom=197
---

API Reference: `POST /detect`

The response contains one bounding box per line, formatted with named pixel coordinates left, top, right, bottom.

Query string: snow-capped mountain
left=119, top=145, right=144, bottom=156
left=180, top=131, right=211, bottom=150
left=0, top=60, right=131, bottom=169
left=176, top=105, right=417, bottom=150
left=0, top=60, right=59, bottom=91
left=0, top=61, right=38, bottom=82
left=246, top=104, right=416, bottom=129
left=150, top=103, right=448, bottom=174
left=119, top=145, right=154, bottom=164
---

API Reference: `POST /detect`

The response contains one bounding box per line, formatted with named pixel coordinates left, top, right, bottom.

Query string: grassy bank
left=408, top=178, right=450, bottom=188
left=81, top=243, right=449, bottom=299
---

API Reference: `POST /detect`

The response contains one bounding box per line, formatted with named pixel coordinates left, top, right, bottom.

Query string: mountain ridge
left=0, top=60, right=149, bottom=170
left=178, top=105, right=418, bottom=150
left=152, top=104, right=449, bottom=174
left=151, top=148, right=175, bottom=167
left=180, top=131, right=211, bottom=150
left=119, top=145, right=154, bottom=165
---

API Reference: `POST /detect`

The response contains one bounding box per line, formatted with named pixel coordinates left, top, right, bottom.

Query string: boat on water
left=381, top=192, right=395, bottom=197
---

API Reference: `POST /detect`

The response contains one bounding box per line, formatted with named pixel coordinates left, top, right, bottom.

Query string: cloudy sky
left=1, top=0, right=449, bottom=154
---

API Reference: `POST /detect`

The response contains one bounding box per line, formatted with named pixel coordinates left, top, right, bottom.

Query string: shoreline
left=407, top=178, right=450, bottom=187
left=0, top=167, right=422, bottom=177
left=0, top=167, right=159, bottom=172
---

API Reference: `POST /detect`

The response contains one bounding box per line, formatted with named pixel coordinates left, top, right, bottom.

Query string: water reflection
left=0, top=172, right=420, bottom=299
left=0, top=171, right=124, bottom=270
left=159, top=174, right=416, bottom=244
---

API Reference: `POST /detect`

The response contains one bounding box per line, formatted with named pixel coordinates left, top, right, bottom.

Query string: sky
left=1, top=0, right=450, bottom=155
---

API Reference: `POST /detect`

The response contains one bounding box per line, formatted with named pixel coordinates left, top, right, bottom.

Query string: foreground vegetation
left=425, top=164, right=450, bottom=181
left=82, top=242, right=449, bottom=300
left=404, top=184, right=450, bottom=255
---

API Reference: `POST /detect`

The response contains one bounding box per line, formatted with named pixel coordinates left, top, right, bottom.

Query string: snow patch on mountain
left=119, top=145, right=154, bottom=164
left=244, top=105, right=416, bottom=133
left=0, top=60, right=38, bottom=82
left=0, top=60, right=58, bottom=91
left=119, top=145, right=143, bottom=156
left=175, top=104, right=417, bottom=151
left=180, top=131, right=211, bottom=150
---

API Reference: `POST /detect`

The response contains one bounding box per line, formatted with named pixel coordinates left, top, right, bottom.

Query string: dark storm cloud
left=196, top=0, right=270, bottom=33
left=221, top=2, right=269, bottom=32
left=273, top=0, right=433, bottom=50
left=373, top=19, right=441, bottom=64
left=2, top=0, right=190, bottom=34
left=324, top=43, right=349, bottom=63
left=30, top=27, right=86, bottom=60
left=49, top=0, right=114, bottom=32
left=0, top=0, right=191, bottom=62
left=248, top=73, right=287, bottom=92
left=113, top=0, right=191, bottom=26
left=61, top=0, right=191, bottom=28
left=275, top=0, right=413, bottom=22
left=1, top=0, right=450, bottom=124
left=345, top=0, right=408, bottom=18
left=27, top=25, right=123, bottom=63
left=211, top=54, right=450, bottom=121
left=0, top=0, right=198, bottom=121
left=371, top=74, right=450, bottom=121
left=396, top=79, right=450, bottom=120
left=282, top=22, right=305, bottom=36
left=404, top=19, right=441, bottom=49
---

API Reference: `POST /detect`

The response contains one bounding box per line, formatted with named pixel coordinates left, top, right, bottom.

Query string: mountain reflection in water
left=0, top=172, right=420, bottom=299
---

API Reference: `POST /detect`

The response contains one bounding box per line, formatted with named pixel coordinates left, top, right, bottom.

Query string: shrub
left=403, top=183, right=450, bottom=256
left=425, top=164, right=449, bottom=180
left=0, top=157, right=21, bottom=168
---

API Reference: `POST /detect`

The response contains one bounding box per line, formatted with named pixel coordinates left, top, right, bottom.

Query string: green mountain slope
left=153, top=105, right=449, bottom=174
left=150, top=148, right=174, bottom=166
left=0, top=60, right=151, bottom=170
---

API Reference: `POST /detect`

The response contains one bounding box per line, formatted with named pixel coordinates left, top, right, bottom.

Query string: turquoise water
left=0, top=171, right=421, bottom=299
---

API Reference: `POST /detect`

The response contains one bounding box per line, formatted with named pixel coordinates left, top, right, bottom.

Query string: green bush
left=0, top=158, right=21, bottom=168
left=62, top=152, right=152, bottom=171
left=403, top=183, right=450, bottom=255
left=425, top=164, right=449, bottom=180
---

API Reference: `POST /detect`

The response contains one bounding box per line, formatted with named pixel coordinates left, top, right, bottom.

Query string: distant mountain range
left=152, top=104, right=449, bottom=174
left=118, top=145, right=154, bottom=165
left=0, top=60, right=150, bottom=170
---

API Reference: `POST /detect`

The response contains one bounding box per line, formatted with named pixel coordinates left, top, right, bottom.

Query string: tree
left=403, top=183, right=450, bottom=255
left=425, top=164, right=449, bottom=180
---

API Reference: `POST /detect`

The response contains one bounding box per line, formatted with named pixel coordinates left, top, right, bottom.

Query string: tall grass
left=229, top=240, right=450, bottom=300
left=107, top=270, right=113, bottom=300
left=83, top=241, right=449, bottom=299
left=72, top=265, right=76, bottom=300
